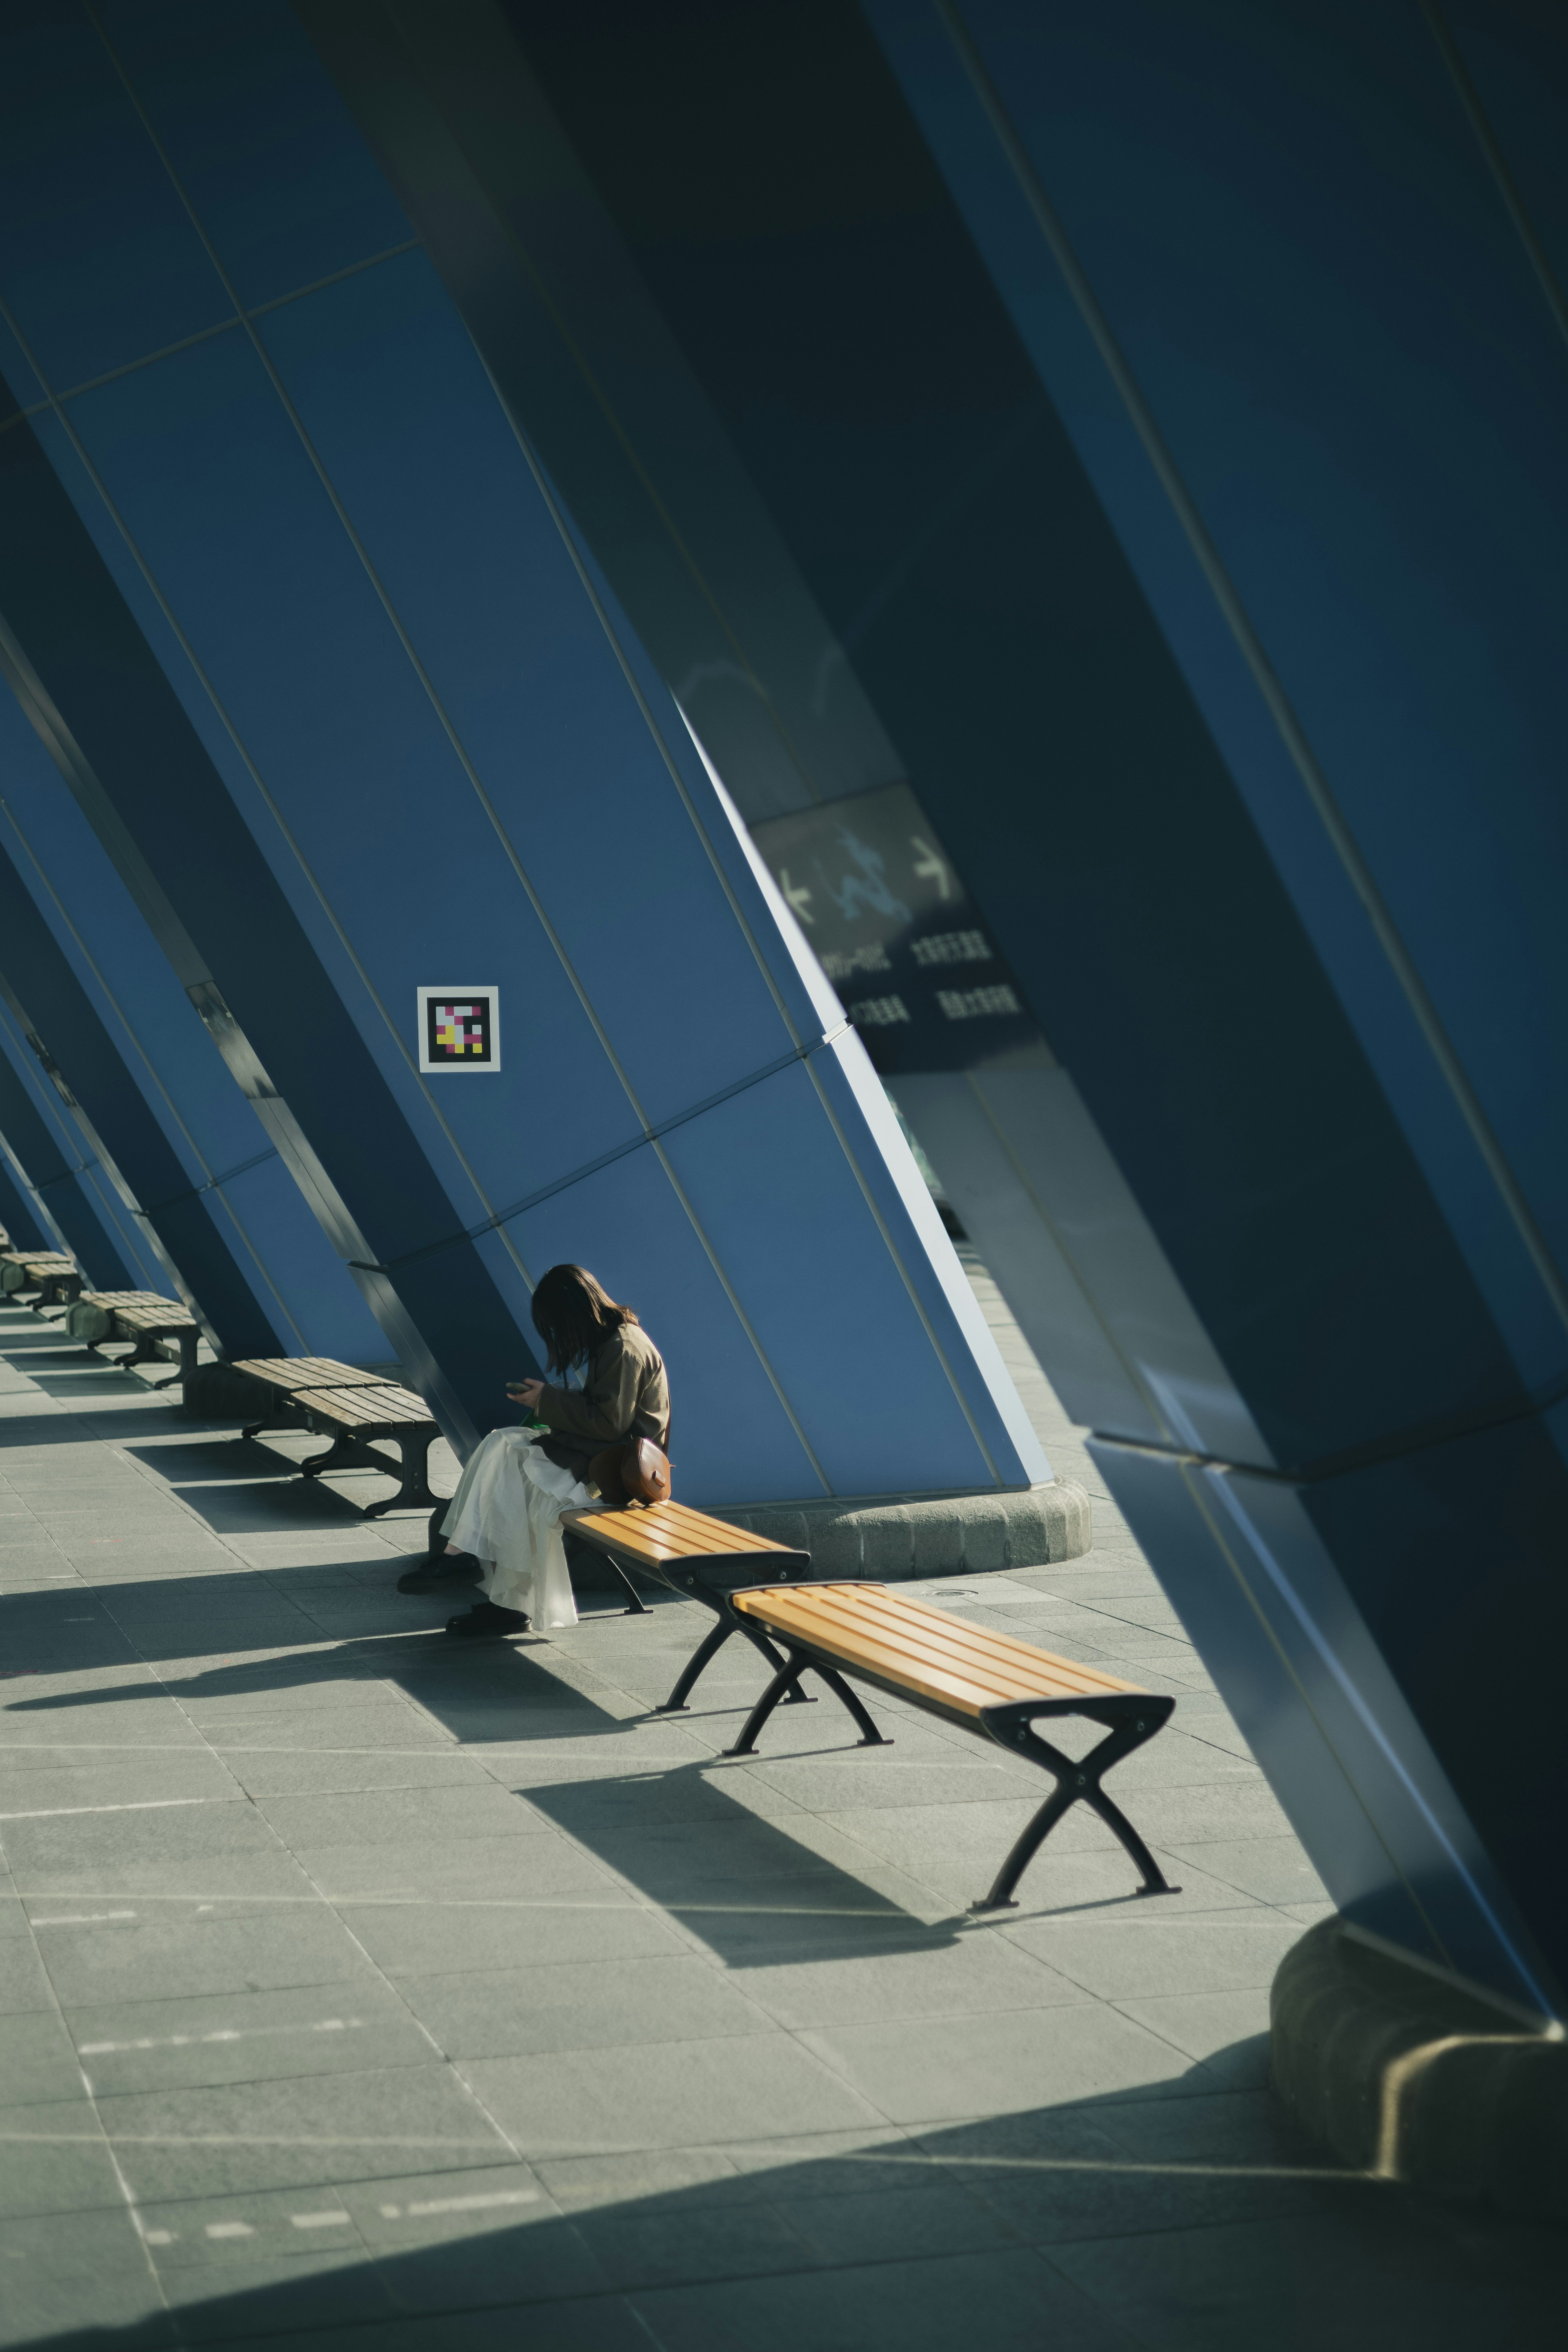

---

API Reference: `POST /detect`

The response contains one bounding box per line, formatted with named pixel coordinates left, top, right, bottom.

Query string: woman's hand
left=508, top=1378, right=546, bottom=1413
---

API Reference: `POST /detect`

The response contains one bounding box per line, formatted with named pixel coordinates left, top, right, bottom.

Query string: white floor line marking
left=381, top=2189, right=540, bottom=2219
left=0, top=1797, right=227, bottom=1821
left=138, top=2227, right=176, bottom=2246
left=30, top=1911, right=137, bottom=1927
left=291, top=2210, right=351, bottom=2229
left=205, top=2222, right=254, bottom=2239
left=79, top=2018, right=363, bottom=2056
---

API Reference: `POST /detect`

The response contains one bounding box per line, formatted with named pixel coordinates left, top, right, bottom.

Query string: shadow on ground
left=18, top=2063, right=1564, bottom=2352
left=2, top=1569, right=960, bottom=1972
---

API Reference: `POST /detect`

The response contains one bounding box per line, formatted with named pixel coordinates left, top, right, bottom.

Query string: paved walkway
left=0, top=1290, right=1560, bottom=2349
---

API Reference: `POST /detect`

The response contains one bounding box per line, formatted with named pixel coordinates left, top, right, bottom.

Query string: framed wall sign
left=416, top=985, right=501, bottom=1073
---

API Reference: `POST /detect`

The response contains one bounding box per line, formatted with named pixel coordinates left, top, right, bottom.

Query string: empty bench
left=0, top=1252, right=80, bottom=1309
left=564, top=1501, right=1178, bottom=1912
left=231, top=1358, right=439, bottom=1519
left=72, top=1290, right=176, bottom=1347
left=102, top=1298, right=200, bottom=1387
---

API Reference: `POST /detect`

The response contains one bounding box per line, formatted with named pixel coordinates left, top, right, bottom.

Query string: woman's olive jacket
left=532, top=1322, right=670, bottom=1484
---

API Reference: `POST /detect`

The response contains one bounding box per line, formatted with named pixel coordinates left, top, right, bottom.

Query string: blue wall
left=0, top=0, right=1042, bottom=1503
left=0, top=1002, right=143, bottom=1288
left=0, top=689, right=389, bottom=1360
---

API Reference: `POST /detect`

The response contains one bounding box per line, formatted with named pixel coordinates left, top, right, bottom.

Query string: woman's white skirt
left=438, top=1429, right=586, bottom=1629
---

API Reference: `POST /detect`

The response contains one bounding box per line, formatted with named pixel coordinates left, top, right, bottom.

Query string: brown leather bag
left=588, top=1433, right=672, bottom=1508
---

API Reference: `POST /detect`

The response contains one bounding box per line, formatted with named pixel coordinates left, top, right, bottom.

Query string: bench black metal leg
left=657, top=1619, right=733, bottom=1710
left=973, top=1702, right=1179, bottom=1911
left=1084, top=1784, right=1176, bottom=1898
left=599, top=1554, right=650, bottom=1616
left=726, top=1649, right=889, bottom=1756
left=973, top=1781, right=1080, bottom=1912
left=656, top=1614, right=815, bottom=1715
left=725, top=1657, right=808, bottom=1755
left=363, top=1432, right=439, bottom=1519
left=811, top=1660, right=890, bottom=1748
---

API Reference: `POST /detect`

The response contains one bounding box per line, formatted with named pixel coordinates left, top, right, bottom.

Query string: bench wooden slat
left=782, top=1582, right=1143, bottom=1698
left=81, top=1291, right=172, bottom=1310
left=113, top=1303, right=196, bottom=1331
left=229, top=1357, right=388, bottom=1390
left=564, top=1499, right=795, bottom=1563
left=298, top=1384, right=433, bottom=1429
left=738, top=1581, right=1141, bottom=1700
left=731, top=1584, right=1144, bottom=1719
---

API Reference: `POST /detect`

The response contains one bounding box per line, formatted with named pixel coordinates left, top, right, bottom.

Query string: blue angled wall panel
left=0, top=690, right=389, bottom=1361
left=0, top=1152, right=49, bottom=1254
left=0, top=1004, right=142, bottom=1289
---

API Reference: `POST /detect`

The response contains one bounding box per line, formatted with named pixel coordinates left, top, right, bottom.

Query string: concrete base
left=716, top=1477, right=1092, bottom=1577
left=1271, top=1918, right=1568, bottom=2223
left=183, top=1361, right=274, bottom=1419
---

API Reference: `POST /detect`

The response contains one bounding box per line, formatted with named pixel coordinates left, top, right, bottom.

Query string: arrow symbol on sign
left=778, top=867, right=815, bottom=925
left=910, top=837, right=952, bottom=900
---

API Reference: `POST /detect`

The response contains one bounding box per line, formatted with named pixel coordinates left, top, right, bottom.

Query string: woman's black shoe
left=445, top=1600, right=530, bottom=1637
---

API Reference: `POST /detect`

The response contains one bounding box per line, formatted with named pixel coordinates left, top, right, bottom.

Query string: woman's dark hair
left=530, top=1264, right=639, bottom=1373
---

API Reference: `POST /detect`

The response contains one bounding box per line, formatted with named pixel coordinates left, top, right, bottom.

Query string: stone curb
left=1271, top=1919, right=1568, bottom=2223
left=713, top=1478, right=1092, bottom=1577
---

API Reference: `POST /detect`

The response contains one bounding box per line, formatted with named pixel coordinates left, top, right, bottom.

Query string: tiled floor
left=0, top=1285, right=1561, bottom=2349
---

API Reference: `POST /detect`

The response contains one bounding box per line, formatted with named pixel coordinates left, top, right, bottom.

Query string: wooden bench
left=291, top=1385, right=439, bottom=1518
left=230, top=1359, right=438, bottom=1519
left=563, top=1502, right=1178, bottom=1912
left=229, top=1358, right=389, bottom=1434
left=74, top=1290, right=175, bottom=1347
left=1, top=1252, right=80, bottom=1309
left=105, top=1298, right=200, bottom=1388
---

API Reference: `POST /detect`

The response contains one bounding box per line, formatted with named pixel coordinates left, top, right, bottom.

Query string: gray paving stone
left=151, top=2250, right=399, bottom=2338
left=223, top=1747, right=483, bottom=1798
left=399, top=1953, right=768, bottom=2059
left=1164, top=1835, right=1329, bottom=1906
left=632, top=2242, right=1141, bottom=2352
left=463, top=2030, right=885, bottom=2156
left=31, top=1905, right=369, bottom=2008
left=0, top=1936, right=56, bottom=2014
left=98, top=2061, right=516, bottom=2200
left=0, top=1752, right=240, bottom=1815
left=1010, top=1912, right=1304, bottom=2002
left=1113, top=1989, right=1274, bottom=2087
left=0, top=2096, right=127, bottom=2218
left=798, top=2002, right=1193, bottom=2123
left=291, top=1831, right=623, bottom=1905
left=338, top=1896, right=684, bottom=1976
left=0, top=2207, right=170, bottom=2348
left=253, top=1781, right=542, bottom=1854
left=0, top=2004, right=89, bottom=2104
left=63, top=1977, right=436, bottom=2096
left=1047, top=2203, right=1567, bottom=2352
left=740, top=1922, right=1080, bottom=2032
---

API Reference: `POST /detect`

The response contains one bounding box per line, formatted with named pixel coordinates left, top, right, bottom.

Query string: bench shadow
left=0, top=1566, right=953, bottom=1969
left=117, top=1435, right=414, bottom=1527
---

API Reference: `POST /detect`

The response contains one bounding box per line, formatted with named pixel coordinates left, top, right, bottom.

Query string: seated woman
left=438, top=1263, right=670, bottom=1639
